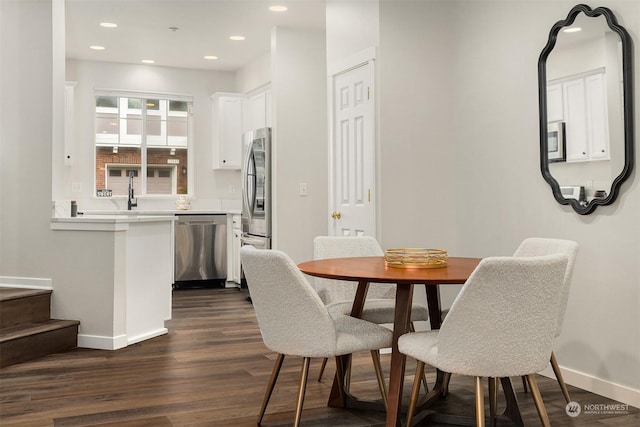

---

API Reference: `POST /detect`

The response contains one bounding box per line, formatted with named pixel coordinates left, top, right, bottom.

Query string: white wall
left=236, top=52, right=271, bottom=94
left=374, top=0, right=639, bottom=405
left=325, top=0, right=379, bottom=67
left=378, top=0, right=457, bottom=250
left=1, top=0, right=56, bottom=277
left=61, top=59, right=239, bottom=211
left=270, top=27, right=328, bottom=262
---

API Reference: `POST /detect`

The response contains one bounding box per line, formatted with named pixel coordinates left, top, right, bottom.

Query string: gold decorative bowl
left=384, top=248, right=448, bottom=269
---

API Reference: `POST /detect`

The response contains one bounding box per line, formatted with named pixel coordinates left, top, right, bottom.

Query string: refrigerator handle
left=242, top=144, right=254, bottom=222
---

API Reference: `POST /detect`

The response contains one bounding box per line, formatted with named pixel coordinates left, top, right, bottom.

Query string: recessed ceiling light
left=100, top=22, right=118, bottom=28
left=229, top=35, right=246, bottom=41
left=141, top=59, right=155, bottom=64
left=90, top=45, right=105, bottom=50
left=204, top=55, right=219, bottom=60
left=269, top=5, right=288, bottom=12
left=563, top=27, right=582, bottom=33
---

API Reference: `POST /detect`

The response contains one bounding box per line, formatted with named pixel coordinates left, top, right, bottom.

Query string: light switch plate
left=299, top=183, right=308, bottom=196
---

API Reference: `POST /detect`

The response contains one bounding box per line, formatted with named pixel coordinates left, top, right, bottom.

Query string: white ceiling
left=65, top=0, right=326, bottom=72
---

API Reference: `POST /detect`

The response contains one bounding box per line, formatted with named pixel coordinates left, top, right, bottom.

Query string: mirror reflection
left=545, top=12, right=624, bottom=205
left=539, top=4, right=634, bottom=215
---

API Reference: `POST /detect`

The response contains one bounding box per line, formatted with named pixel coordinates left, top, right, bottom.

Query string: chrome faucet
left=128, top=171, right=137, bottom=210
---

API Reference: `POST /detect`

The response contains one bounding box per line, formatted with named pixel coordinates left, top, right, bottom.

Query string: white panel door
left=330, top=61, right=375, bottom=237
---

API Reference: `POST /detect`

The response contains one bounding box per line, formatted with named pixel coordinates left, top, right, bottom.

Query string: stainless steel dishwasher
left=174, top=214, right=227, bottom=286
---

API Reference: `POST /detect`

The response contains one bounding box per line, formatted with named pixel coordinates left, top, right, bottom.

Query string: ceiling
left=65, top=0, right=326, bottom=72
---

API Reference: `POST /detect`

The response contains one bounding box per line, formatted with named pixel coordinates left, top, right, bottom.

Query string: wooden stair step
left=0, top=287, right=52, bottom=302
left=0, top=288, right=53, bottom=328
left=0, top=319, right=80, bottom=368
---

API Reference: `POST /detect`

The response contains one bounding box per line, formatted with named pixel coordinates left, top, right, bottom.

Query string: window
left=95, top=92, right=191, bottom=197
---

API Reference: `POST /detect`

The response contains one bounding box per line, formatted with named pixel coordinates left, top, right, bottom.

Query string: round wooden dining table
left=298, top=256, right=485, bottom=427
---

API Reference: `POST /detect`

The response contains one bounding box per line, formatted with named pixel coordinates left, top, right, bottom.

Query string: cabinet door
left=64, top=82, right=77, bottom=166
left=563, top=79, right=589, bottom=162
left=226, top=214, right=241, bottom=284
left=231, top=229, right=241, bottom=283
left=212, top=93, right=243, bottom=169
left=547, top=84, right=563, bottom=123
left=585, top=73, right=610, bottom=160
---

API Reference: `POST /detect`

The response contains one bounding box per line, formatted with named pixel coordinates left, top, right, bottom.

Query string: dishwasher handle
left=176, top=215, right=226, bottom=225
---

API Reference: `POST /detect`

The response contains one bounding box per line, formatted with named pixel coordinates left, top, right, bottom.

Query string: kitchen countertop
left=50, top=214, right=177, bottom=231
left=81, top=209, right=240, bottom=215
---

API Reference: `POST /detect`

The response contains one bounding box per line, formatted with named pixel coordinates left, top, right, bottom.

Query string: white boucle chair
left=398, top=255, right=568, bottom=427
left=313, top=236, right=430, bottom=383
left=513, top=237, right=579, bottom=403
left=240, top=245, right=392, bottom=427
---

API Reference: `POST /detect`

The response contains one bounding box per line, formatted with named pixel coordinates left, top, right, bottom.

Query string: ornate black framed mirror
left=538, top=4, right=634, bottom=215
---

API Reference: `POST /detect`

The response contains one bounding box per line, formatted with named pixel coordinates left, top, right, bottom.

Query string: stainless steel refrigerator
left=241, top=127, right=271, bottom=250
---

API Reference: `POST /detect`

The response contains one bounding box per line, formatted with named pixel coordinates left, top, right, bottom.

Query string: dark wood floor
left=0, top=288, right=637, bottom=426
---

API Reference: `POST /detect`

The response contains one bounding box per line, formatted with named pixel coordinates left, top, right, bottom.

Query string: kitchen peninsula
left=50, top=214, right=175, bottom=350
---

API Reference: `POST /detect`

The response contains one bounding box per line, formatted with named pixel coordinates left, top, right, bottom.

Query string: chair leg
left=258, top=353, right=285, bottom=425
left=317, top=357, right=328, bottom=382
left=550, top=351, right=571, bottom=404
left=293, top=357, right=311, bottom=427
left=527, top=374, right=551, bottom=427
left=522, top=375, right=529, bottom=393
left=370, top=350, right=388, bottom=411
left=488, top=377, right=498, bottom=427
left=406, top=361, right=425, bottom=427
left=409, top=322, right=429, bottom=393
left=475, top=376, right=486, bottom=427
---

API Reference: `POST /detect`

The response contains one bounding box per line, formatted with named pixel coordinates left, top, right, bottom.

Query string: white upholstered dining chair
left=513, top=237, right=579, bottom=403
left=313, top=236, right=430, bottom=382
left=398, top=255, right=568, bottom=427
left=240, top=245, right=392, bottom=427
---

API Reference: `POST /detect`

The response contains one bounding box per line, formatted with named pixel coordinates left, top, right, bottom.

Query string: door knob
left=331, top=211, right=342, bottom=219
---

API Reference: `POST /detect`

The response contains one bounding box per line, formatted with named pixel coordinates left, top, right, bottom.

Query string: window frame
left=94, top=89, right=193, bottom=198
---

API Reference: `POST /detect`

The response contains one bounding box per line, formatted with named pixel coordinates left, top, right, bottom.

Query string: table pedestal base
left=410, top=377, right=524, bottom=427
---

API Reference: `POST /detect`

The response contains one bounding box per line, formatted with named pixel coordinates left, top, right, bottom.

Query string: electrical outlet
left=299, top=183, right=308, bottom=196
left=71, top=182, right=82, bottom=193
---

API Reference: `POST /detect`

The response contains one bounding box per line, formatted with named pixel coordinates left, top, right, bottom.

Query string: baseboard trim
left=539, top=364, right=640, bottom=408
left=0, top=276, right=53, bottom=290
left=127, top=328, right=168, bottom=345
left=78, top=334, right=128, bottom=350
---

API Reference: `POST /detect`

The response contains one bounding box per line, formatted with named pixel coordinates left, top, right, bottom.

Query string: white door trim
left=328, top=46, right=377, bottom=77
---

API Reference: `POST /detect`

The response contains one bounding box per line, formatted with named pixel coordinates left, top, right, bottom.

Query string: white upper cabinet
left=549, top=70, right=610, bottom=162
left=243, top=85, right=272, bottom=134
left=212, top=93, right=244, bottom=169
left=64, top=81, right=77, bottom=166
left=585, top=73, right=609, bottom=160
left=563, top=78, right=589, bottom=161
left=546, top=84, right=563, bottom=123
